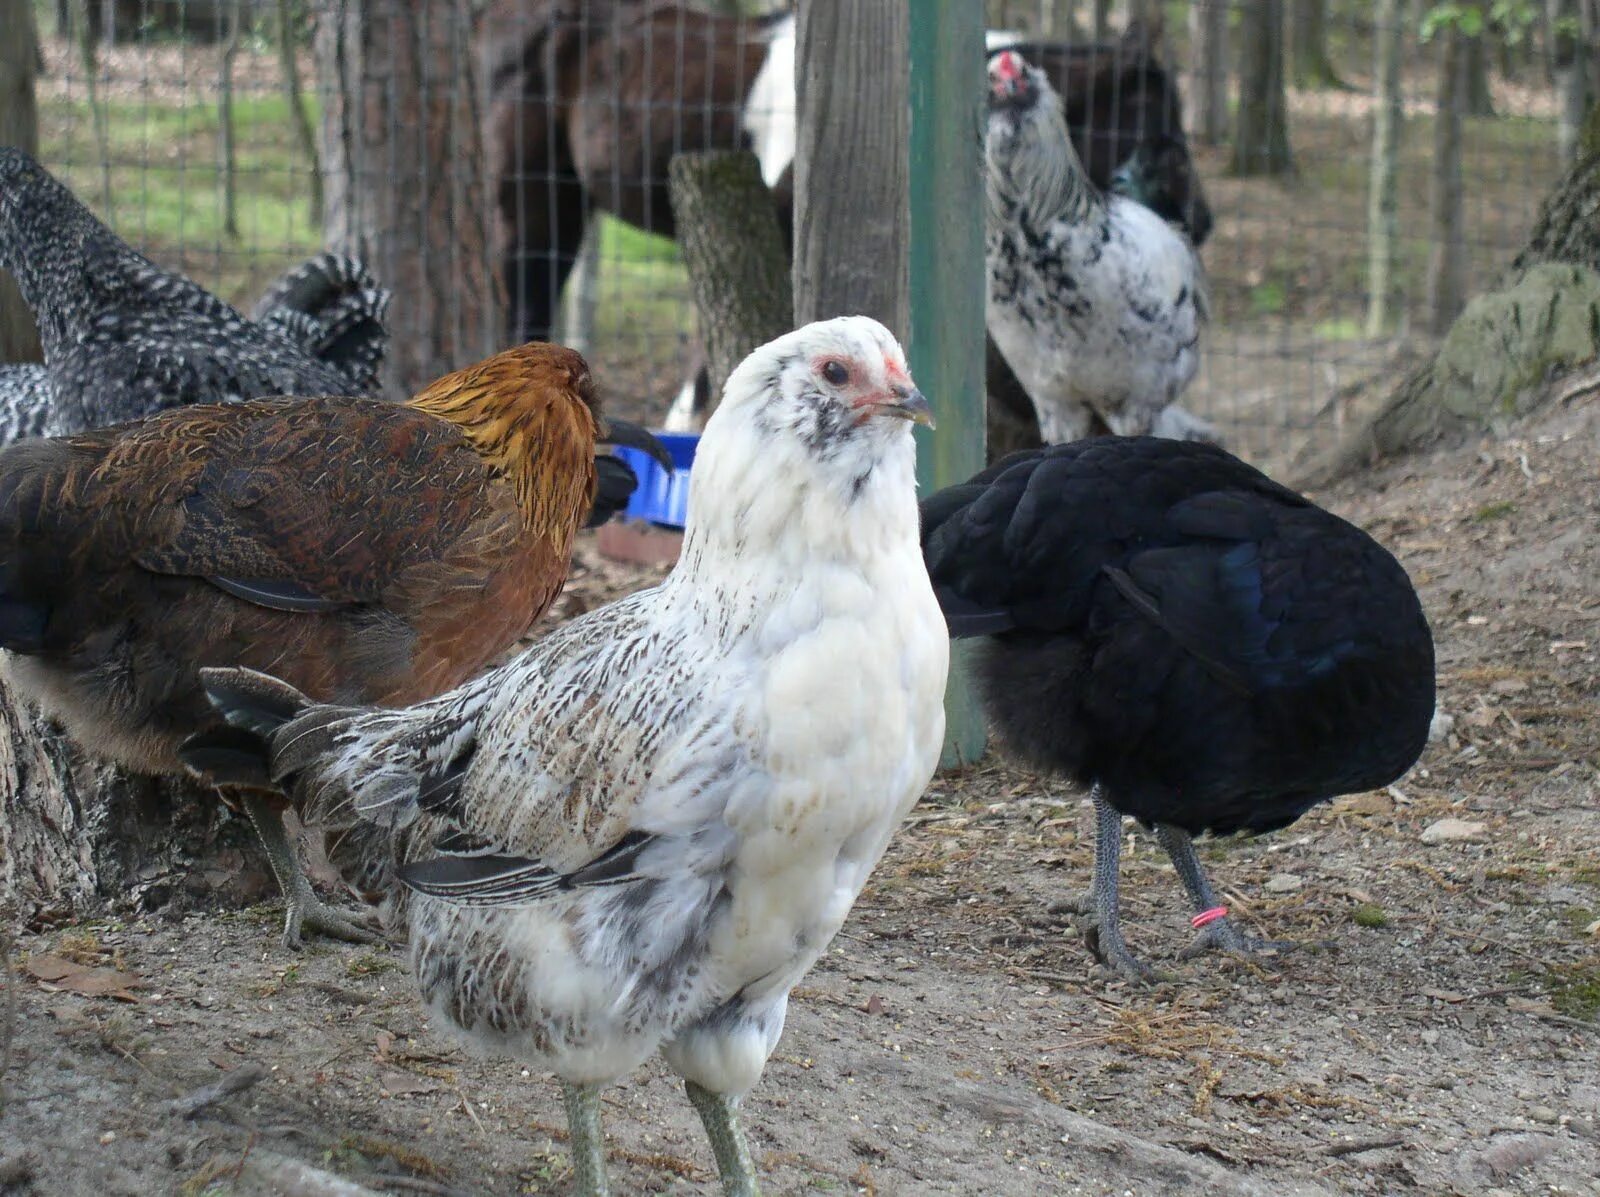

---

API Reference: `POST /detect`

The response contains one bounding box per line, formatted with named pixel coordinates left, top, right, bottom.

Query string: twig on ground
left=170, top=1061, right=269, bottom=1119
left=1323, top=1135, right=1405, bottom=1157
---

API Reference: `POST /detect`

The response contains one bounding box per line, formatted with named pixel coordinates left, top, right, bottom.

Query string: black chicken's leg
left=1153, top=822, right=1294, bottom=962
left=1064, top=788, right=1162, bottom=982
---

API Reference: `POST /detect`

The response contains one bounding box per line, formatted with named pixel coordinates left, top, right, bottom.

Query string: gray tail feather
left=251, top=253, right=393, bottom=391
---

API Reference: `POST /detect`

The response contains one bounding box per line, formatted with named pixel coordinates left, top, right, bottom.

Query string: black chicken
left=921, top=437, right=1436, bottom=980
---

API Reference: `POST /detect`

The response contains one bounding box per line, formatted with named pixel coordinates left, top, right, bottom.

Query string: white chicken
left=182, top=316, right=949, bottom=1197
left=984, top=48, right=1216, bottom=445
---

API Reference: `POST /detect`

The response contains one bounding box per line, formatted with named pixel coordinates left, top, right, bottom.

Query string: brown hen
left=0, top=341, right=665, bottom=947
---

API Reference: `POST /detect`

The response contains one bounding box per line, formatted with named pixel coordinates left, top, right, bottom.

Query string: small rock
left=1421, top=1029, right=1441, bottom=1047
left=1428, top=710, right=1455, bottom=742
left=1265, top=873, right=1304, bottom=893
left=1529, top=1106, right=1559, bottom=1124
left=1585, top=918, right=1600, bottom=937
left=1421, top=818, right=1488, bottom=845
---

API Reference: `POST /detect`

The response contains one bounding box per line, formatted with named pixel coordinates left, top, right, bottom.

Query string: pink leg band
left=1191, top=906, right=1229, bottom=929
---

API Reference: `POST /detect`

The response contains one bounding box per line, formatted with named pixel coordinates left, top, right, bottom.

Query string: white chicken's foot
left=561, top=1081, right=612, bottom=1197
left=686, top=1080, right=761, bottom=1197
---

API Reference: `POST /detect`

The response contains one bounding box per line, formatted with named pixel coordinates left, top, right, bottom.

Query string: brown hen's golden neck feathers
left=406, top=343, right=600, bottom=539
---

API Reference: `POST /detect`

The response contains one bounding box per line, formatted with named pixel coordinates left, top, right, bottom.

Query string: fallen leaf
left=1419, top=818, right=1489, bottom=846
left=378, top=1071, right=442, bottom=1097
left=26, top=955, right=143, bottom=1001
left=1331, top=792, right=1393, bottom=817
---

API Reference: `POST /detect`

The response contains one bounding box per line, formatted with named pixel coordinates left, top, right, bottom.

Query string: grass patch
left=1546, top=960, right=1600, bottom=1020
left=1472, top=501, right=1518, bottom=522
left=39, top=93, right=321, bottom=305
left=1351, top=903, right=1388, bottom=929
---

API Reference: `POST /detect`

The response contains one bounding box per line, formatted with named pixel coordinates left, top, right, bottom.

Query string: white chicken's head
left=717, top=315, right=931, bottom=452
left=688, top=317, right=932, bottom=533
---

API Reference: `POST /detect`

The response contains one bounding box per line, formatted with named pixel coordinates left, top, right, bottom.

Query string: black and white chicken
left=182, top=317, right=948, bottom=1195
left=921, top=437, right=1436, bottom=980
left=984, top=49, right=1214, bottom=445
left=0, top=147, right=390, bottom=435
left=0, top=250, right=393, bottom=445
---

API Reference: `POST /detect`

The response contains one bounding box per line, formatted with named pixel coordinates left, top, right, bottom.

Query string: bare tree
left=0, top=0, right=42, bottom=366
left=1188, top=0, right=1230, bottom=145
left=1291, top=0, right=1345, bottom=88
left=1232, top=0, right=1295, bottom=175
left=218, top=0, right=245, bottom=239
left=316, top=0, right=504, bottom=397
left=1427, top=23, right=1470, bottom=334
left=275, top=0, right=323, bottom=226
left=1367, top=0, right=1405, bottom=337
left=668, top=151, right=792, bottom=410
left=1462, top=29, right=1497, bottom=115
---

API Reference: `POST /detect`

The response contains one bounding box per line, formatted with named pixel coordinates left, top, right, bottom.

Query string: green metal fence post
left=909, top=0, right=987, bottom=769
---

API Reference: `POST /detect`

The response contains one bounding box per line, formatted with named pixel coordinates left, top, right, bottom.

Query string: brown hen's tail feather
left=181, top=667, right=358, bottom=801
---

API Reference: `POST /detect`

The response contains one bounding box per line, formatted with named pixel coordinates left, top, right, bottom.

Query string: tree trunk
left=218, top=0, right=244, bottom=240
left=1091, top=0, right=1111, bottom=41
left=1231, top=0, right=1295, bottom=176
left=1512, top=101, right=1600, bottom=274
left=668, top=150, right=793, bottom=412
left=1366, top=0, right=1404, bottom=337
left=1291, top=0, right=1345, bottom=89
left=1427, top=26, right=1470, bottom=335
left=0, top=667, right=267, bottom=926
left=316, top=0, right=504, bottom=399
left=1463, top=30, right=1496, bottom=116
left=1188, top=0, right=1230, bottom=146
left=1552, top=0, right=1591, bottom=167
left=0, top=0, right=42, bottom=366
left=792, top=0, right=909, bottom=337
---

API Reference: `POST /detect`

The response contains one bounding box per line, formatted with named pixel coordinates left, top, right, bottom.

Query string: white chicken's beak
left=877, top=385, right=935, bottom=429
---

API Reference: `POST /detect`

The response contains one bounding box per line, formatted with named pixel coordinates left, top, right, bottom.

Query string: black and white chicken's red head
left=988, top=50, right=1045, bottom=113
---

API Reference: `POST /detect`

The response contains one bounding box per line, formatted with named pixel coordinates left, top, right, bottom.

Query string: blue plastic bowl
left=612, top=431, right=698, bottom=530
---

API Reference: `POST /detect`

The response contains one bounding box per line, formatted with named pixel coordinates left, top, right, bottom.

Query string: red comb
left=995, top=51, right=1023, bottom=80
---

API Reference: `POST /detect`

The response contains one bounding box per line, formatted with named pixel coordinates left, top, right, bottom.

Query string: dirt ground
left=2, top=390, right=1598, bottom=1197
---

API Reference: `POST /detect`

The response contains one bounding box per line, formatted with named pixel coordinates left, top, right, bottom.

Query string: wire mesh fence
left=11, top=0, right=1590, bottom=471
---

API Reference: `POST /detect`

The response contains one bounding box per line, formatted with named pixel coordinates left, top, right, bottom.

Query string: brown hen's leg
left=241, top=794, right=380, bottom=950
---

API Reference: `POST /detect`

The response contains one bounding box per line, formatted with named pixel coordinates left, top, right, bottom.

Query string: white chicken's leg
left=686, top=1080, right=760, bottom=1197
left=562, top=1081, right=611, bottom=1197
left=242, top=793, right=380, bottom=950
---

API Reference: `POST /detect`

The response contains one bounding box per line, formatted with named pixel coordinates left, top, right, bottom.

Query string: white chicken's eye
left=821, top=361, right=850, bottom=387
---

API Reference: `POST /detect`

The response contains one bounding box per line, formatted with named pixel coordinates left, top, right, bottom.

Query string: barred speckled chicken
left=0, top=147, right=387, bottom=435
left=984, top=50, right=1215, bottom=445
left=0, top=251, right=393, bottom=446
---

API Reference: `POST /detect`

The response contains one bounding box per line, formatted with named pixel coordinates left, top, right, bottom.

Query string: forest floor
left=1, top=389, right=1597, bottom=1196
